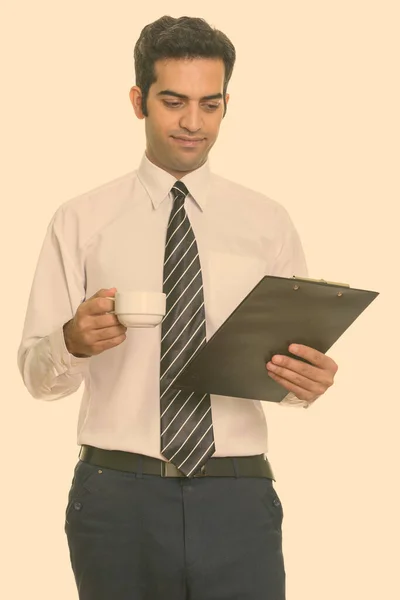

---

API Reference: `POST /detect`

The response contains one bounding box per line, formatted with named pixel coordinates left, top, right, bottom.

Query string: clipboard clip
left=292, top=276, right=350, bottom=288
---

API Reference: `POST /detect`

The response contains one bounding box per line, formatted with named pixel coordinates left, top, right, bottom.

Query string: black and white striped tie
left=160, top=181, right=215, bottom=477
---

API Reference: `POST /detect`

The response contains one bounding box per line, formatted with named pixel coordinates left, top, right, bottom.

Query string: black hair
left=134, top=16, right=236, bottom=116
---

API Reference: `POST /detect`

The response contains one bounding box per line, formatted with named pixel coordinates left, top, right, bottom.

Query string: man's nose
left=179, top=105, right=202, bottom=133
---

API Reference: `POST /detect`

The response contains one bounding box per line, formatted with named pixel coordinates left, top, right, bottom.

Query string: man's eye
left=204, top=104, right=220, bottom=111
left=164, top=101, right=182, bottom=108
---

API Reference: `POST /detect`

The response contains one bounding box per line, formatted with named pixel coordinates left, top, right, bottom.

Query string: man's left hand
left=266, top=344, right=338, bottom=405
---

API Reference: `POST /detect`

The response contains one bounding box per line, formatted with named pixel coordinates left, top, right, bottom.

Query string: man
left=17, top=15, right=338, bottom=600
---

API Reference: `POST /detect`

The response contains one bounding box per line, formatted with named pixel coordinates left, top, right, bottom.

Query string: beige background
left=2, top=1, right=399, bottom=598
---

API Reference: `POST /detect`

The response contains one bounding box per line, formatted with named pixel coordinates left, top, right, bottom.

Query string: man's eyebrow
left=157, top=90, right=223, bottom=101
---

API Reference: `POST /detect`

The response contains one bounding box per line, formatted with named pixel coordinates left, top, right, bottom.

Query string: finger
left=289, top=344, right=337, bottom=373
left=267, top=371, right=321, bottom=402
left=266, top=363, right=328, bottom=394
left=85, top=296, right=117, bottom=316
left=92, top=325, right=127, bottom=342
left=268, top=355, right=328, bottom=385
left=88, top=287, right=117, bottom=301
left=90, top=313, right=124, bottom=330
left=91, top=332, right=127, bottom=355
left=81, top=288, right=117, bottom=314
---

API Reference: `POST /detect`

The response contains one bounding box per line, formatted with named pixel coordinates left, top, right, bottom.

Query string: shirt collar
left=137, top=152, right=211, bottom=211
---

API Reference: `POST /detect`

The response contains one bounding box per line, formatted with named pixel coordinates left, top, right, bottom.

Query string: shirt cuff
left=48, top=326, right=91, bottom=375
left=279, top=392, right=312, bottom=409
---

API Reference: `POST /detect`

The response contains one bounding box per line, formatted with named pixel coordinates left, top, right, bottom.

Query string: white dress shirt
left=17, top=154, right=310, bottom=461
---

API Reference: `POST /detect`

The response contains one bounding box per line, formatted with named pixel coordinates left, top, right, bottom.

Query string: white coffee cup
left=107, top=291, right=166, bottom=327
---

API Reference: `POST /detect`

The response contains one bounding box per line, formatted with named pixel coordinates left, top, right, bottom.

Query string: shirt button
left=73, top=501, right=82, bottom=511
left=273, top=498, right=280, bottom=507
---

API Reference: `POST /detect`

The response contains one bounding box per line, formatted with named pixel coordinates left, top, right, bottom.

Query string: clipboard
left=173, top=275, right=379, bottom=403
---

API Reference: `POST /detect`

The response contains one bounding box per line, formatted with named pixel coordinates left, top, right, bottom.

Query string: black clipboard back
left=173, top=276, right=379, bottom=402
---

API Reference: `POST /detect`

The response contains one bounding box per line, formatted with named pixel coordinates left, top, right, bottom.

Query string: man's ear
left=129, top=86, right=145, bottom=119
left=223, top=93, right=230, bottom=118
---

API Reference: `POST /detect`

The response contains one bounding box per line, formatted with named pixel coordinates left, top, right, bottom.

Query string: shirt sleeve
left=17, top=205, right=90, bottom=400
left=269, top=204, right=313, bottom=409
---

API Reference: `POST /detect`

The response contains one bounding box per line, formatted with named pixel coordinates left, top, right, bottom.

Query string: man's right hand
left=63, top=288, right=127, bottom=357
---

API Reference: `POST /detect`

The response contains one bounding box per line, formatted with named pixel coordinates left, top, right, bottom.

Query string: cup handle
left=105, top=297, right=116, bottom=315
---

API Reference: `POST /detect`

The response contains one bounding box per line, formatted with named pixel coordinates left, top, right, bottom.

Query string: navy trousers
left=65, top=458, right=286, bottom=599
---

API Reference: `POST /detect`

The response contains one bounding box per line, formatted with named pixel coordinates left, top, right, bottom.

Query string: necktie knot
left=171, top=181, right=189, bottom=202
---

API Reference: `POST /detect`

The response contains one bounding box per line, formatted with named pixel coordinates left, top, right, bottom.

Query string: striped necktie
left=160, top=181, right=215, bottom=477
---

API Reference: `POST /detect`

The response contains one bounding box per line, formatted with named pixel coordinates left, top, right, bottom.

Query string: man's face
left=130, top=58, right=228, bottom=179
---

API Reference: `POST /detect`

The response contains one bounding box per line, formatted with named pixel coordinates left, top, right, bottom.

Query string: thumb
left=90, top=287, right=117, bottom=300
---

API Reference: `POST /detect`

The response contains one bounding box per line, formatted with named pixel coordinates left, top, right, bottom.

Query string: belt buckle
left=160, top=462, right=206, bottom=477
left=193, top=465, right=206, bottom=477
left=161, top=461, right=182, bottom=477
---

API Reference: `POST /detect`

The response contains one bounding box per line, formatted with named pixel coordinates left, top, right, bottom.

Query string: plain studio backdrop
left=1, top=1, right=399, bottom=599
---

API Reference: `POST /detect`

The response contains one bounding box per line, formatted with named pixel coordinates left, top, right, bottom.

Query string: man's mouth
left=171, top=136, right=206, bottom=147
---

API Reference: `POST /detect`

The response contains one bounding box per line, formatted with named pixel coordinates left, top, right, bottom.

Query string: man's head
left=129, top=16, right=236, bottom=179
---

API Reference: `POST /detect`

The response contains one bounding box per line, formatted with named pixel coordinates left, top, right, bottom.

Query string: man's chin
left=170, top=153, right=208, bottom=173
left=147, top=148, right=209, bottom=177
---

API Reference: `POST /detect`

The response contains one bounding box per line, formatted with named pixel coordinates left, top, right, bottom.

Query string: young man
left=17, top=15, right=338, bottom=600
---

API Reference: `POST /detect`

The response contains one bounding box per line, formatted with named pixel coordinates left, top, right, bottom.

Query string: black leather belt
left=79, top=445, right=275, bottom=480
